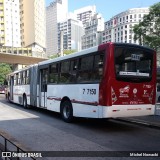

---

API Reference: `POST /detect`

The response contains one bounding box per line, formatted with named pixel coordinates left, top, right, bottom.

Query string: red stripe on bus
left=47, top=97, right=98, bottom=106
left=47, top=97, right=61, bottom=101
left=13, top=93, right=30, bottom=97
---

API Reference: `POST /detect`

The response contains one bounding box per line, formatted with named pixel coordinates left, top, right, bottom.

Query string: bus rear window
left=114, top=47, right=153, bottom=82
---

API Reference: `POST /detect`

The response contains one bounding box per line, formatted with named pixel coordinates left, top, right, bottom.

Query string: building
left=0, top=0, right=46, bottom=57
left=0, top=0, right=21, bottom=48
left=73, top=5, right=96, bottom=26
left=81, top=13, right=104, bottom=50
left=58, top=18, right=84, bottom=53
left=20, top=0, right=46, bottom=56
left=46, top=0, right=68, bottom=57
left=102, top=8, right=149, bottom=44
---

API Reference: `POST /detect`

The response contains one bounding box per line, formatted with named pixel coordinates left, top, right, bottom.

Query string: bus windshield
left=114, top=46, right=153, bottom=82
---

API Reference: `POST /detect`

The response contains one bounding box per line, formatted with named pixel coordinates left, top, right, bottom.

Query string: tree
left=0, top=63, right=12, bottom=84
left=133, top=2, right=160, bottom=50
left=49, top=49, right=77, bottom=59
left=63, top=49, right=77, bottom=55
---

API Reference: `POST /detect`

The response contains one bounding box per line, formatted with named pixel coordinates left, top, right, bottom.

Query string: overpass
left=0, top=52, right=48, bottom=65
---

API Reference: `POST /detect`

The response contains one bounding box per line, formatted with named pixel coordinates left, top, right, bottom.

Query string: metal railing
left=0, top=133, right=35, bottom=160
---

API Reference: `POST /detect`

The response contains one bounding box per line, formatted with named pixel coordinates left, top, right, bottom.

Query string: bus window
left=92, top=53, right=104, bottom=81
left=157, top=83, right=160, bottom=102
left=78, top=55, right=94, bottom=83
left=59, top=61, right=70, bottom=83
left=14, top=74, right=18, bottom=85
left=26, top=70, right=30, bottom=84
left=22, top=71, right=26, bottom=85
left=18, top=72, right=22, bottom=85
left=69, top=59, right=78, bottom=83
left=49, top=63, right=59, bottom=83
left=115, top=47, right=153, bottom=82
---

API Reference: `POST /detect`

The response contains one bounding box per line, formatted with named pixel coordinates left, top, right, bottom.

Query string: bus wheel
left=61, top=100, right=73, bottom=123
left=23, top=95, right=29, bottom=109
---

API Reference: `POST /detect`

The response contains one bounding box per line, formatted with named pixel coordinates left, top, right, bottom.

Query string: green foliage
left=49, top=50, right=77, bottom=59
left=63, top=49, right=77, bottom=55
left=133, top=2, right=160, bottom=50
left=49, top=54, right=59, bottom=59
left=0, top=63, right=12, bottom=84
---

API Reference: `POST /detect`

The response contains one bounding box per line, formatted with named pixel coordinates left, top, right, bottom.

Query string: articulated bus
left=6, top=43, right=157, bottom=122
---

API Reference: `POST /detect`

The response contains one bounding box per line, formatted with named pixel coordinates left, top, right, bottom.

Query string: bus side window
left=78, top=55, right=94, bottom=82
left=22, top=71, right=26, bottom=85
left=18, top=72, right=22, bottom=85
left=26, top=70, right=30, bottom=84
left=49, top=63, right=59, bottom=83
left=157, top=84, right=160, bottom=92
left=93, top=53, right=104, bottom=81
left=14, top=74, right=18, bottom=85
left=70, top=60, right=78, bottom=83
left=59, top=61, right=70, bottom=83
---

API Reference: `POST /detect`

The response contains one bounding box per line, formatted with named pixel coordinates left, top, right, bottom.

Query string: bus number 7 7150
left=83, top=89, right=96, bottom=95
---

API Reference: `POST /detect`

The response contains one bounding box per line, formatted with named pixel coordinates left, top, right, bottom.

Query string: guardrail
left=0, top=134, right=35, bottom=160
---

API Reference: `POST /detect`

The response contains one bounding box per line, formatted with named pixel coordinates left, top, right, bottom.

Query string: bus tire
left=23, top=95, right=29, bottom=109
left=61, top=100, right=73, bottom=123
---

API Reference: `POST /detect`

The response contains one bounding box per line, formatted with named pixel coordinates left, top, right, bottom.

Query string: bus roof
left=8, top=42, right=155, bottom=75
left=8, top=64, right=38, bottom=76
left=39, top=42, right=155, bottom=66
left=114, top=42, right=155, bottom=52
left=39, top=45, right=98, bottom=66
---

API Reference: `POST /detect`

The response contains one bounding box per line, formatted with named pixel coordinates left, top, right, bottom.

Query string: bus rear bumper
left=100, top=104, right=155, bottom=118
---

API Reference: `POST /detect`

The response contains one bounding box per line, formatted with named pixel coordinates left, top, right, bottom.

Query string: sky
left=46, top=0, right=159, bottom=21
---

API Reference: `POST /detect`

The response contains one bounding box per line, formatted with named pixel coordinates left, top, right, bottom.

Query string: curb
left=115, top=118, right=160, bottom=129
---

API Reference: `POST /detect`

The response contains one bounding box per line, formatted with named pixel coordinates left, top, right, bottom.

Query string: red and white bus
left=6, top=43, right=157, bottom=122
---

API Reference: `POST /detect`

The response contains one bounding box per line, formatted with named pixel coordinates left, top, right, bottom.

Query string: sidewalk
left=117, top=115, right=160, bottom=129
left=117, top=104, right=160, bottom=129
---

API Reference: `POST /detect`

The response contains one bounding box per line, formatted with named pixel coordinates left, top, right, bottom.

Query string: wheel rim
left=63, top=105, right=70, bottom=119
left=23, top=97, right=26, bottom=107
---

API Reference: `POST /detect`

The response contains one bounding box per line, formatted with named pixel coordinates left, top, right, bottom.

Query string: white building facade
left=0, top=0, right=47, bottom=66
left=20, top=0, right=46, bottom=55
left=58, top=18, right=84, bottom=53
left=3, top=0, right=21, bottom=47
left=46, top=0, right=68, bottom=57
left=73, top=5, right=96, bottom=26
left=82, top=13, right=104, bottom=50
left=102, top=8, right=149, bottom=44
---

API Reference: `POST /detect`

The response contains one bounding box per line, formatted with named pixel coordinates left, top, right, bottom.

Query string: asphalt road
left=0, top=94, right=160, bottom=160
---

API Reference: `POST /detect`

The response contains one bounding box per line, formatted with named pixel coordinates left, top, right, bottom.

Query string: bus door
left=10, top=76, right=14, bottom=100
left=40, top=68, right=48, bottom=108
